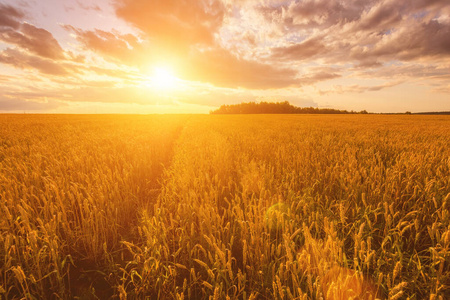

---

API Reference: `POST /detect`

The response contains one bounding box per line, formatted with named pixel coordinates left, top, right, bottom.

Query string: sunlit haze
left=0, top=0, right=449, bottom=113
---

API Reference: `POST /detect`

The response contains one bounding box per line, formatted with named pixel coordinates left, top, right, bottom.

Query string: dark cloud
left=259, top=0, right=377, bottom=31
left=287, top=0, right=373, bottom=29
left=0, top=4, right=24, bottom=30
left=0, top=23, right=66, bottom=60
left=348, top=0, right=450, bottom=33
left=347, top=19, right=450, bottom=64
left=266, top=0, right=449, bottom=32
left=357, top=1, right=402, bottom=31
left=266, top=0, right=450, bottom=67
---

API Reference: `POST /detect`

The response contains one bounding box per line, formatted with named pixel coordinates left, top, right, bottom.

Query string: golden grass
left=297, top=232, right=380, bottom=299
left=322, top=265, right=379, bottom=300
left=0, top=114, right=449, bottom=299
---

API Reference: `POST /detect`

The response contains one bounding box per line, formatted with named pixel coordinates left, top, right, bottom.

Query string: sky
left=0, top=0, right=449, bottom=113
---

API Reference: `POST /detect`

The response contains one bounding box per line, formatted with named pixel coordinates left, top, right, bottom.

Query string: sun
left=151, top=67, right=178, bottom=90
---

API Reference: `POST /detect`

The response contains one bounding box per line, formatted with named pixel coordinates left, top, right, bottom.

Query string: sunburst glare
left=150, top=67, right=178, bottom=90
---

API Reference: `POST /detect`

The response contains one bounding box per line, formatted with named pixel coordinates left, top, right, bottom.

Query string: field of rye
left=0, top=114, right=449, bottom=299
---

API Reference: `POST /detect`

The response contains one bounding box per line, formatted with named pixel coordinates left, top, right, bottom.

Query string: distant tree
left=405, top=111, right=412, bottom=115
left=210, top=101, right=362, bottom=114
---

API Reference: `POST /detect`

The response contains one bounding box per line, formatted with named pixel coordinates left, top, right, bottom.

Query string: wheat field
left=0, top=114, right=449, bottom=299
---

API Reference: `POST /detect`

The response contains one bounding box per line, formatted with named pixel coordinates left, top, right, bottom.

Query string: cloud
left=356, top=0, right=402, bottom=31
left=0, top=74, right=15, bottom=82
left=299, top=71, right=341, bottom=86
left=76, top=0, right=101, bottom=12
left=1, top=0, right=449, bottom=112
left=283, top=0, right=374, bottom=29
left=115, top=0, right=225, bottom=51
left=0, top=4, right=68, bottom=62
left=342, top=20, right=450, bottom=67
left=113, top=0, right=300, bottom=89
left=432, top=84, right=450, bottom=94
left=262, top=0, right=450, bottom=67
left=171, top=83, right=320, bottom=108
left=0, top=48, right=71, bottom=76
left=181, top=47, right=299, bottom=89
left=57, top=86, right=162, bottom=104
left=319, top=81, right=402, bottom=95
left=0, top=82, right=159, bottom=106
left=63, top=0, right=450, bottom=91
left=271, top=37, right=327, bottom=61
left=0, top=4, right=24, bottom=30
left=0, top=95, right=64, bottom=111
left=369, top=20, right=450, bottom=60
left=63, top=25, right=146, bottom=64
left=87, top=65, right=139, bottom=80
left=352, top=63, right=450, bottom=93
left=354, top=63, right=450, bottom=79
left=0, top=23, right=66, bottom=60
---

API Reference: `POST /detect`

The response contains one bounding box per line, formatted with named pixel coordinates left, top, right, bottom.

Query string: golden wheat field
left=0, top=114, right=449, bottom=300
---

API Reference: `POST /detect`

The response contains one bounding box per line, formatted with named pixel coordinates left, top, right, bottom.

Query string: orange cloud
left=113, top=0, right=300, bottom=89
left=298, top=71, right=341, bottom=86
left=0, top=23, right=66, bottom=60
left=271, top=37, right=328, bottom=61
left=0, top=4, right=24, bottom=29
left=0, top=48, right=70, bottom=75
left=63, top=25, right=146, bottom=64
left=366, top=20, right=450, bottom=61
left=180, top=47, right=299, bottom=89
left=319, top=81, right=403, bottom=95
left=0, top=95, right=64, bottom=111
left=265, top=0, right=450, bottom=66
left=115, top=0, right=225, bottom=51
left=1, top=0, right=449, bottom=113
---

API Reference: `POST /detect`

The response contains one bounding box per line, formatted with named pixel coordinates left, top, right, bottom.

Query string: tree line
left=210, top=101, right=369, bottom=114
